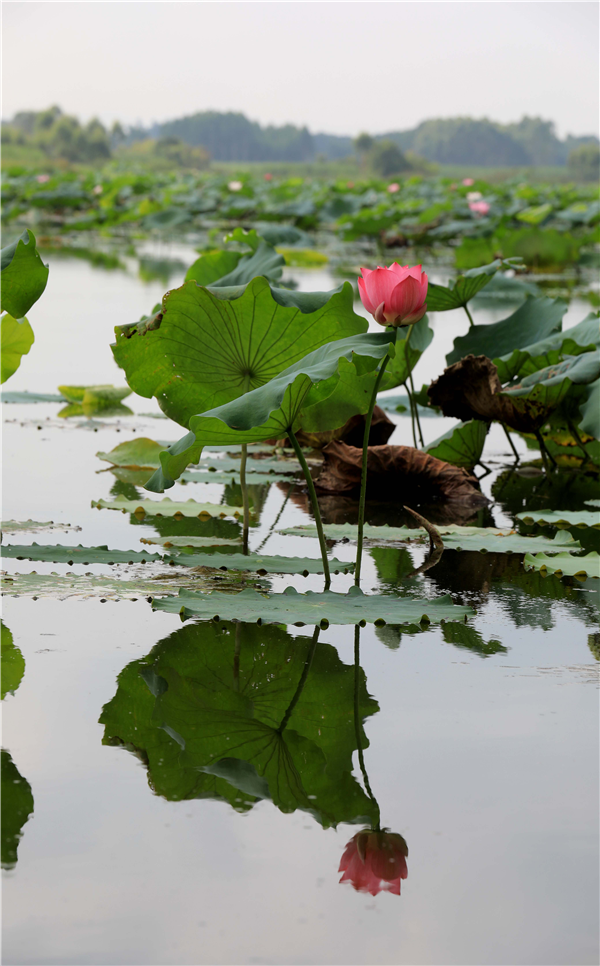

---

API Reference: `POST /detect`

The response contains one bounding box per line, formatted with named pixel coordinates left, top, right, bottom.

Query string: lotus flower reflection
left=358, top=262, right=428, bottom=327
left=339, top=830, right=408, bottom=896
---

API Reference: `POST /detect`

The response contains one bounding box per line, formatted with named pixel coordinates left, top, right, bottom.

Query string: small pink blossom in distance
left=469, top=200, right=490, bottom=215
left=227, top=181, right=243, bottom=192
left=339, top=830, right=409, bottom=896
left=264, top=173, right=273, bottom=181
left=466, top=191, right=482, bottom=202
left=36, top=174, right=50, bottom=184
left=92, top=185, right=103, bottom=195
left=358, top=262, right=428, bottom=327
left=346, top=181, right=355, bottom=189
left=462, top=177, right=475, bottom=186
left=387, top=183, right=400, bottom=193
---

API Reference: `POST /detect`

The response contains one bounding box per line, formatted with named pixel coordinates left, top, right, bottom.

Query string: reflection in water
left=100, top=620, right=380, bottom=828
left=1, top=749, right=34, bottom=870
left=338, top=626, right=409, bottom=896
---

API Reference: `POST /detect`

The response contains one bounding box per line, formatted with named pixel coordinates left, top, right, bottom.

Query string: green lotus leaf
left=1, top=543, right=164, bottom=566
left=97, top=438, right=303, bottom=477
left=579, top=378, right=600, bottom=439
left=500, top=352, right=600, bottom=430
left=1, top=314, right=34, bottom=384
left=280, top=524, right=582, bottom=554
left=1, top=230, right=49, bottom=318
left=151, top=584, right=474, bottom=626
left=91, top=497, right=244, bottom=518
left=99, top=620, right=378, bottom=827
left=180, top=470, right=296, bottom=485
left=185, top=250, right=243, bottom=286
left=1, top=571, right=242, bottom=600
left=96, top=437, right=166, bottom=469
left=523, top=551, right=600, bottom=579
left=494, top=312, right=599, bottom=383
left=1, top=519, right=72, bottom=534
left=0, top=391, right=66, bottom=403
left=145, top=330, right=396, bottom=492
left=140, top=535, right=242, bottom=549
left=426, top=270, right=496, bottom=311
left=516, top=203, right=553, bottom=226
left=1, top=621, right=25, bottom=699
left=517, top=509, right=600, bottom=529
left=58, top=384, right=132, bottom=405
left=165, top=551, right=353, bottom=576
left=447, top=296, right=567, bottom=365
left=1, top=750, right=33, bottom=870
left=112, top=275, right=366, bottom=428
left=425, top=419, right=488, bottom=467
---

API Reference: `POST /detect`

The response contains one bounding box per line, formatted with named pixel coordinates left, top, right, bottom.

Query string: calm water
left=2, top=247, right=599, bottom=965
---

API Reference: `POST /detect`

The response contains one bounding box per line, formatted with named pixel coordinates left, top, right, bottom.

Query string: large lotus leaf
left=145, top=330, right=396, bottom=492
left=1, top=230, right=49, bottom=318
left=517, top=509, right=600, bottom=529
left=100, top=621, right=378, bottom=827
left=1, top=543, right=164, bottom=565
left=426, top=269, right=497, bottom=312
left=185, top=250, right=243, bottom=286
left=379, top=313, right=433, bottom=390
left=1, top=750, right=33, bottom=870
left=208, top=283, right=352, bottom=313
left=494, top=312, right=599, bottom=383
left=501, top=352, right=600, bottom=402
left=447, top=296, right=567, bottom=366
left=524, top=551, right=600, bottom=579
left=579, top=378, right=600, bottom=439
left=280, top=523, right=582, bottom=554
left=425, top=420, right=488, bottom=467
left=96, top=437, right=166, bottom=469
left=152, top=584, right=474, bottom=626
left=441, top=623, right=507, bottom=658
left=1, top=315, right=34, bottom=384
left=97, top=438, right=302, bottom=477
left=112, top=276, right=366, bottom=428
left=91, top=497, right=244, bottom=518
left=1, top=621, right=25, bottom=699
left=208, top=241, right=284, bottom=287
left=165, top=551, right=353, bottom=576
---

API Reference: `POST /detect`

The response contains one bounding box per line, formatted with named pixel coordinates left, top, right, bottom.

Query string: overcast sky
left=3, top=1, right=599, bottom=138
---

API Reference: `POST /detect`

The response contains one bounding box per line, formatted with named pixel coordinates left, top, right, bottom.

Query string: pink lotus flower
left=346, top=181, right=355, bottom=189
left=339, top=830, right=408, bottom=896
left=264, top=173, right=273, bottom=181
left=358, top=262, right=428, bottom=327
left=36, top=174, right=50, bottom=184
left=469, top=200, right=490, bottom=216
left=462, top=178, right=475, bottom=186
left=387, top=182, right=400, bottom=193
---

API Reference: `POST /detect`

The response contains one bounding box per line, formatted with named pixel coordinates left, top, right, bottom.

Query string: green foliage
left=1, top=622, right=25, bottom=699
left=441, top=623, right=507, bottom=658
left=517, top=509, right=600, bottom=529
left=91, top=496, right=244, bottom=519
left=425, top=420, right=488, bottom=467
left=165, top=551, right=354, bottom=576
left=524, top=551, right=600, bottom=579
left=6, top=106, right=111, bottom=162
left=0, top=314, right=34, bottom=383
left=1, top=229, right=49, bottom=318
left=1, top=750, right=33, bottom=870
left=1, top=544, right=163, bottom=565
left=447, top=296, right=567, bottom=365
left=370, top=140, right=410, bottom=177
left=494, top=312, right=599, bottom=382
left=568, top=144, right=600, bottom=182
left=152, top=584, right=475, bottom=626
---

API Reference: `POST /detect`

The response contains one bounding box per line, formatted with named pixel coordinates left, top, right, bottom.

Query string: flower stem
left=501, top=422, right=520, bottom=462
left=288, top=427, right=331, bottom=590
left=408, top=371, right=424, bottom=447
left=240, top=443, right=250, bottom=555
left=355, top=349, right=392, bottom=588
left=354, top=624, right=380, bottom=829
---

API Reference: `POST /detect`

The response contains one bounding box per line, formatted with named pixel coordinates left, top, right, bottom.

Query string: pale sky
left=3, top=1, right=599, bottom=138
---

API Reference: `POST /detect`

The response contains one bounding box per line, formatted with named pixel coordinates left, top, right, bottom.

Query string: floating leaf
left=1, top=519, right=80, bottom=535
left=152, top=584, right=474, bottom=626
left=96, top=437, right=165, bottom=468
left=281, top=523, right=581, bottom=554
left=91, top=497, right=244, bottom=519
left=166, top=551, right=353, bottom=576
left=145, top=330, right=396, bottom=492
left=1, top=315, right=34, bottom=384
left=0, top=391, right=66, bottom=403
left=112, top=275, right=366, bottom=428
left=140, top=535, right=241, bottom=549
left=1, top=750, right=33, bottom=870
left=1, top=543, right=164, bottom=566
left=1, top=571, right=242, bottom=600
left=180, top=470, right=295, bottom=485
left=447, top=297, right=566, bottom=366
left=58, top=384, right=132, bottom=407
left=524, top=551, right=600, bottom=579
left=517, top=509, right=600, bottom=529
left=1, top=621, right=25, bottom=699
left=425, top=420, right=488, bottom=467
left=1, top=230, right=49, bottom=318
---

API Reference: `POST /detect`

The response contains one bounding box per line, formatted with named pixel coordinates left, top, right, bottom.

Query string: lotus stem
left=278, top=624, right=320, bottom=733
left=240, top=443, right=250, bottom=555
left=354, top=625, right=380, bottom=828
left=404, top=381, right=418, bottom=447
left=502, top=422, right=520, bottom=462
left=355, top=350, right=392, bottom=588
left=408, top=371, right=424, bottom=447
left=534, top=429, right=556, bottom=473
left=568, top=419, right=592, bottom=467
left=255, top=487, right=292, bottom=553
left=463, top=303, right=475, bottom=327
left=288, top=427, right=331, bottom=590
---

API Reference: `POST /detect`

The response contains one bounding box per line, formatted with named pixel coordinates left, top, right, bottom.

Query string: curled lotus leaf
left=447, top=296, right=567, bottom=366
left=523, top=551, right=600, bottom=579
left=494, top=312, right=599, bottom=383
left=151, top=584, right=475, bottom=626
left=425, top=420, right=488, bottom=468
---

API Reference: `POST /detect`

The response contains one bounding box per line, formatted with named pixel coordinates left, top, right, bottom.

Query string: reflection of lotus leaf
left=1, top=750, right=33, bottom=870
left=100, top=621, right=378, bottom=827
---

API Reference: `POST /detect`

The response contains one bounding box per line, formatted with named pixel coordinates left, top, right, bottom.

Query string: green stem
left=256, top=487, right=292, bottom=553
left=240, top=443, right=250, bottom=555
left=463, top=303, right=475, bottom=327
left=502, top=422, right=520, bottom=462
left=404, top=381, right=418, bottom=447
left=278, top=625, right=320, bottom=733
left=288, top=427, right=331, bottom=590
left=408, top=371, right=424, bottom=447
left=354, top=625, right=380, bottom=829
left=355, top=349, right=392, bottom=588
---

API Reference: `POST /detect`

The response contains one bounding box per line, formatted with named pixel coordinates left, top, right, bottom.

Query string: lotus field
left=1, top=165, right=599, bottom=964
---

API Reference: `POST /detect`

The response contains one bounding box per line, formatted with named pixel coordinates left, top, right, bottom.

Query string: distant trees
left=159, top=111, right=314, bottom=162
left=370, top=140, right=410, bottom=177
left=3, top=107, right=111, bottom=162
left=568, top=144, right=600, bottom=182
